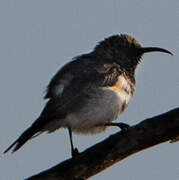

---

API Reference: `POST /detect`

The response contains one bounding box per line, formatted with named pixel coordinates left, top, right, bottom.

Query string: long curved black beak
left=140, top=47, right=173, bottom=56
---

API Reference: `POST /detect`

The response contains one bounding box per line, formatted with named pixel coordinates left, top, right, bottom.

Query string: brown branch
left=26, top=107, right=179, bottom=180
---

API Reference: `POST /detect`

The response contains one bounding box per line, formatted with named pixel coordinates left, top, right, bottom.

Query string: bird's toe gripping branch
left=97, top=122, right=130, bottom=131
left=72, top=148, right=80, bottom=158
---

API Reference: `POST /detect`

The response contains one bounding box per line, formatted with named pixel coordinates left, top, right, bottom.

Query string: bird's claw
left=116, top=122, right=130, bottom=131
left=72, top=148, right=79, bottom=158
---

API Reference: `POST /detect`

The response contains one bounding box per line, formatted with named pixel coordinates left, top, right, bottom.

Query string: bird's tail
left=3, top=124, right=40, bottom=154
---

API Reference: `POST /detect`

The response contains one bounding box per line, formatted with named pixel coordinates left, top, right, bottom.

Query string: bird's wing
left=45, top=56, right=121, bottom=98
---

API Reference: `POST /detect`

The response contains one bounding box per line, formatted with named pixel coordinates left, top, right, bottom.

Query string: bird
left=4, top=34, right=172, bottom=157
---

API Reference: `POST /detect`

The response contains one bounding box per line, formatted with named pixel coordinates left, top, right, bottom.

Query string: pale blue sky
left=0, top=0, right=179, bottom=179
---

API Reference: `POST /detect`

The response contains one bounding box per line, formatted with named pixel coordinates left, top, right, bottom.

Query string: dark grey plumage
left=4, top=34, right=172, bottom=156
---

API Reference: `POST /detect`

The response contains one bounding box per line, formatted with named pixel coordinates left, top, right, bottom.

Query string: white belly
left=63, top=87, right=132, bottom=134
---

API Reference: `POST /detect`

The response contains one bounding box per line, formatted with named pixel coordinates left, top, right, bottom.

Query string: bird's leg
left=98, top=122, right=130, bottom=131
left=68, top=127, right=79, bottom=157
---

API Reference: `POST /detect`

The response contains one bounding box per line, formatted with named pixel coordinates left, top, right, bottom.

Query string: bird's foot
left=72, top=148, right=80, bottom=158
left=97, top=122, right=130, bottom=132
left=114, top=122, right=130, bottom=131
left=100, top=122, right=130, bottom=131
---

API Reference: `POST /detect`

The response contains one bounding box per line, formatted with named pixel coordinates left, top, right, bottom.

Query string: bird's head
left=94, top=34, right=172, bottom=71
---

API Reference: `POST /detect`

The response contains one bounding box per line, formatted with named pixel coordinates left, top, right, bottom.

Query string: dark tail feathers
left=4, top=126, right=39, bottom=154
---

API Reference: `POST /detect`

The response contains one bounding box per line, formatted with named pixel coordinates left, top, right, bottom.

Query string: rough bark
left=26, top=107, right=179, bottom=180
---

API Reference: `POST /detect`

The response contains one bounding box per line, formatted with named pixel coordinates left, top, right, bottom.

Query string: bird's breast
left=110, top=75, right=134, bottom=110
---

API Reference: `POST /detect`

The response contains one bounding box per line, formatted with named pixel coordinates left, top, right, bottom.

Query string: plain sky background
left=0, top=0, right=178, bottom=179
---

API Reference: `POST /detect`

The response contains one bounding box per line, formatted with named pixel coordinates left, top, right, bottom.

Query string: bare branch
left=26, top=107, right=179, bottom=180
